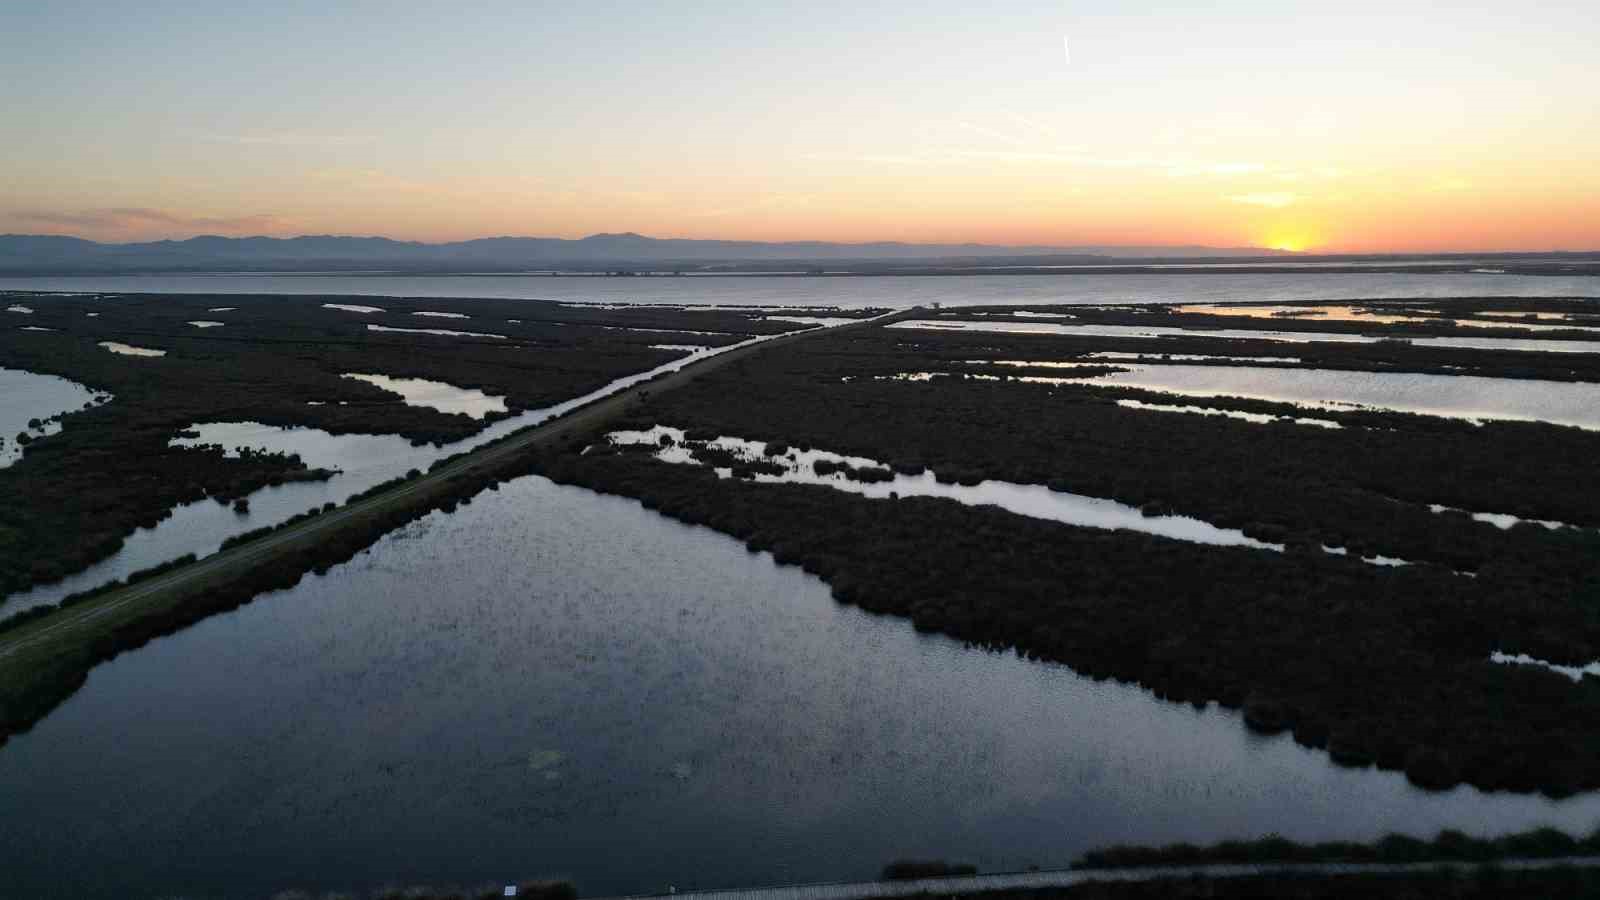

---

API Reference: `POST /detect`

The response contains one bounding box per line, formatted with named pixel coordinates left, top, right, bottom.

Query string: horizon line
left=6, top=232, right=1600, bottom=257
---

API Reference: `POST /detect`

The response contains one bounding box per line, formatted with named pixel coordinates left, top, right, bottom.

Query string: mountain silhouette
left=0, top=232, right=1294, bottom=273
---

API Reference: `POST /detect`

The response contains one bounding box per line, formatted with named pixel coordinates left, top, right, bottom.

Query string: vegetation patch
left=1075, top=826, right=1600, bottom=869
left=883, top=860, right=980, bottom=880
left=0, top=291, right=806, bottom=602
left=531, top=317, right=1600, bottom=798
left=870, top=867, right=1600, bottom=899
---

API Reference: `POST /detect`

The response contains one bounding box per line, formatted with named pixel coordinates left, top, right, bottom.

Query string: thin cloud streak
left=192, top=132, right=375, bottom=148
left=807, top=148, right=1271, bottom=177
left=7, top=207, right=297, bottom=239
left=1228, top=193, right=1300, bottom=208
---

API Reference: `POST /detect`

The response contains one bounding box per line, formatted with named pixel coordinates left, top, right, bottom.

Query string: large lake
left=2, top=475, right=1598, bottom=900
left=4, top=271, right=1598, bottom=308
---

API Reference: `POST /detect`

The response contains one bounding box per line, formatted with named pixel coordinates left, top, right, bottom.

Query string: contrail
left=1063, top=33, right=1071, bottom=64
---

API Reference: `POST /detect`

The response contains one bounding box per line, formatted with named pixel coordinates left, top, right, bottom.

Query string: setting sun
left=1259, top=228, right=1322, bottom=253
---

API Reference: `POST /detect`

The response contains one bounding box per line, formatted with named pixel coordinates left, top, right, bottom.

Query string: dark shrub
left=515, top=880, right=577, bottom=900
left=1376, top=833, right=1430, bottom=862
left=1328, top=728, right=1376, bottom=767
left=1243, top=695, right=1292, bottom=734
left=846, top=465, right=894, bottom=484
left=1498, top=826, right=1579, bottom=858
left=882, top=860, right=978, bottom=880
left=1404, top=747, right=1461, bottom=790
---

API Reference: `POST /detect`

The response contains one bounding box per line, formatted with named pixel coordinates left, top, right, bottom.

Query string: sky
left=2, top=2, right=1597, bottom=252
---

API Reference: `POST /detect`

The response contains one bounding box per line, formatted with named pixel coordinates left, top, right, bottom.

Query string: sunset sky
left=3, top=2, right=1597, bottom=252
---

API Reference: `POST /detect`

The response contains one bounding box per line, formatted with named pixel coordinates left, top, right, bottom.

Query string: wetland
left=3, top=287, right=1599, bottom=898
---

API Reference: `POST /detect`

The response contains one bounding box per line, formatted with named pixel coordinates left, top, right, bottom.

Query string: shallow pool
left=343, top=373, right=509, bottom=419
left=0, top=367, right=104, bottom=468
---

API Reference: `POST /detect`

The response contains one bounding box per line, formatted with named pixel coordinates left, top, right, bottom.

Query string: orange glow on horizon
left=1257, top=225, right=1326, bottom=254
left=6, top=159, right=1598, bottom=253
left=6, top=5, right=1599, bottom=254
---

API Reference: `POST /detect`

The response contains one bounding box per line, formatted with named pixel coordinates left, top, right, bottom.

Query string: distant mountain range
left=0, top=232, right=1295, bottom=273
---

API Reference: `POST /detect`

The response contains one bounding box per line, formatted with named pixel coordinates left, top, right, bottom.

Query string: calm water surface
left=609, top=425, right=1280, bottom=550
left=342, top=373, right=509, bottom=418
left=0, top=367, right=101, bottom=468
left=950, top=362, right=1600, bottom=431
left=2, top=475, right=1598, bottom=900
left=4, top=271, right=1598, bottom=308
left=891, top=318, right=1600, bottom=353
